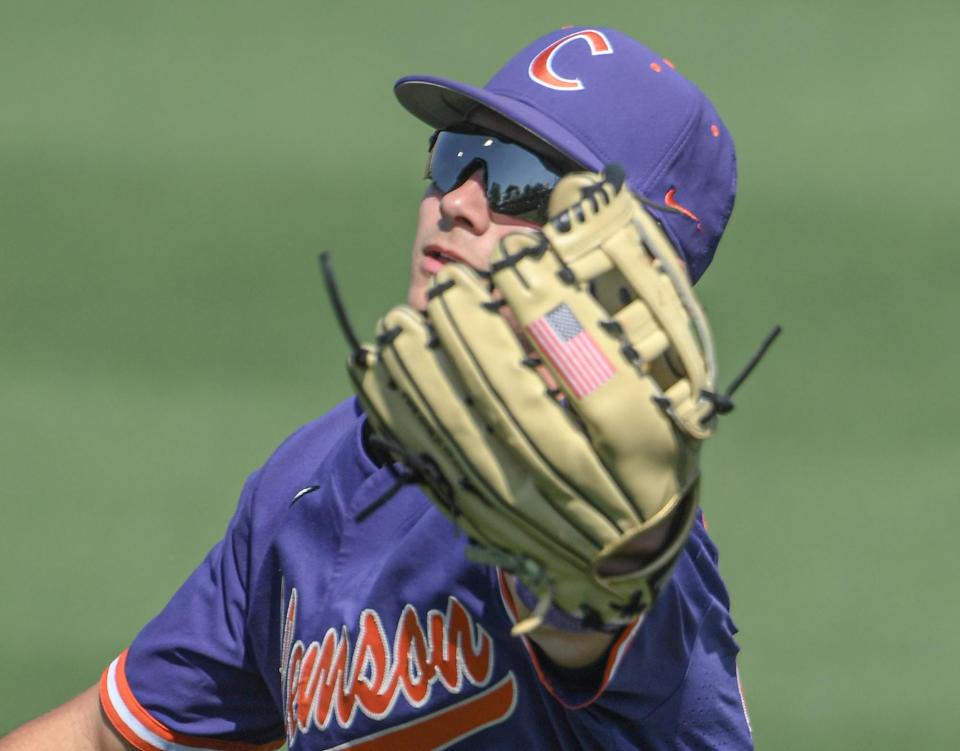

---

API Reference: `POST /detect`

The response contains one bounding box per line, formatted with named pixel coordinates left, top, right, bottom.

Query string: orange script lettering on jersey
left=280, top=588, right=496, bottom=746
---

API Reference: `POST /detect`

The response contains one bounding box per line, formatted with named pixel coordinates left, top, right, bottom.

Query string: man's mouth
left=422, top=246, right=469, bottom=275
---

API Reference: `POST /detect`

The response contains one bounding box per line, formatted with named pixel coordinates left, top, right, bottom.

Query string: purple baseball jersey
left=99, top=398, right=753, bottom=750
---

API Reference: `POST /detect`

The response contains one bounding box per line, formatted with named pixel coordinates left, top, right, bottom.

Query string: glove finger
left=604, top=205, right=716, bottom=436
left=543, top=170, right=717, bottom=437
left=349, top=343, right=466, bottom=518
left=492, top=199, right=692, bottom=526
left=370, top=304, right=595, bottom=569
left=494, top=247, right=683, bottom=523
left=426, top=263, right=641, bottom=538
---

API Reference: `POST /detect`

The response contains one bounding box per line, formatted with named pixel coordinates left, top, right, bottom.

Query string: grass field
left=2, top=2, right=959, bottom=747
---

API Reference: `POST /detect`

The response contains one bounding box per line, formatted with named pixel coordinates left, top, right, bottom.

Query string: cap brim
left=395, top=75, right=599, bottom=172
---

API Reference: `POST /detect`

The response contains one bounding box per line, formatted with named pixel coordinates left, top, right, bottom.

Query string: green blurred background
left=2, top=1, right=957, bottom=746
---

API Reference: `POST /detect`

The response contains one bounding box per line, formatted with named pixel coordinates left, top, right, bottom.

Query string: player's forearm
left=504, top=509, right=673, bottom=668
left=505, top=575, right=616, bottom=666
left=0, top=685, right=130, bottom=751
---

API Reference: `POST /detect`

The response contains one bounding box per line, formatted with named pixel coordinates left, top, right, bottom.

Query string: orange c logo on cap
left=528, top=30, right=613, bottom=91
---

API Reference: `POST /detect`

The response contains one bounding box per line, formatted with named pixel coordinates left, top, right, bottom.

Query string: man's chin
left=406, top=286, right=428, bottom=312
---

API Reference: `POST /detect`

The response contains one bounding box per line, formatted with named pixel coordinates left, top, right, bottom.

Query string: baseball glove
left=324, top=166, right=734, bottom=634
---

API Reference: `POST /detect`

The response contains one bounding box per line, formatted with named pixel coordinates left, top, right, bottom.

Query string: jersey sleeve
left=660, top=603, right=754, bottom=749
left=99, top=468, right=285, bottom=751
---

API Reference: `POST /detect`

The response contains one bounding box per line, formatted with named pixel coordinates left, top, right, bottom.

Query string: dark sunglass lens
left=428, top=131, right=485, bottom=194
left=428, top=131, right=562, bottom=222
left=482, top=145, right=558, bottom=222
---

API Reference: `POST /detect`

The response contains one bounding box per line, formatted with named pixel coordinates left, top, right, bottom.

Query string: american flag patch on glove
left=526, top=303, right=615, bottom=399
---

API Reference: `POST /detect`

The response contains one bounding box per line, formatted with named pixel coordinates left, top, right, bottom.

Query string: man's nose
left=438, top=168, right=491, bottom=233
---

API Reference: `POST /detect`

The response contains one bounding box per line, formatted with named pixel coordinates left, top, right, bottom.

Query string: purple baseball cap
left=395, top=26, right=737, bottom=283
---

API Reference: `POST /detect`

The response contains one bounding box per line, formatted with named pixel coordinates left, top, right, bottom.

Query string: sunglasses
left=425, top=129, right=568, bottom=224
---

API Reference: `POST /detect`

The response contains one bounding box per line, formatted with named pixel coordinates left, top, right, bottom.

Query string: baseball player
left=1, top=26, right=753, bottom=750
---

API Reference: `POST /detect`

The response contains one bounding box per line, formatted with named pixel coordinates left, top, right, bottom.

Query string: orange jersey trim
left=99, top=649, right=283, bottom=751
